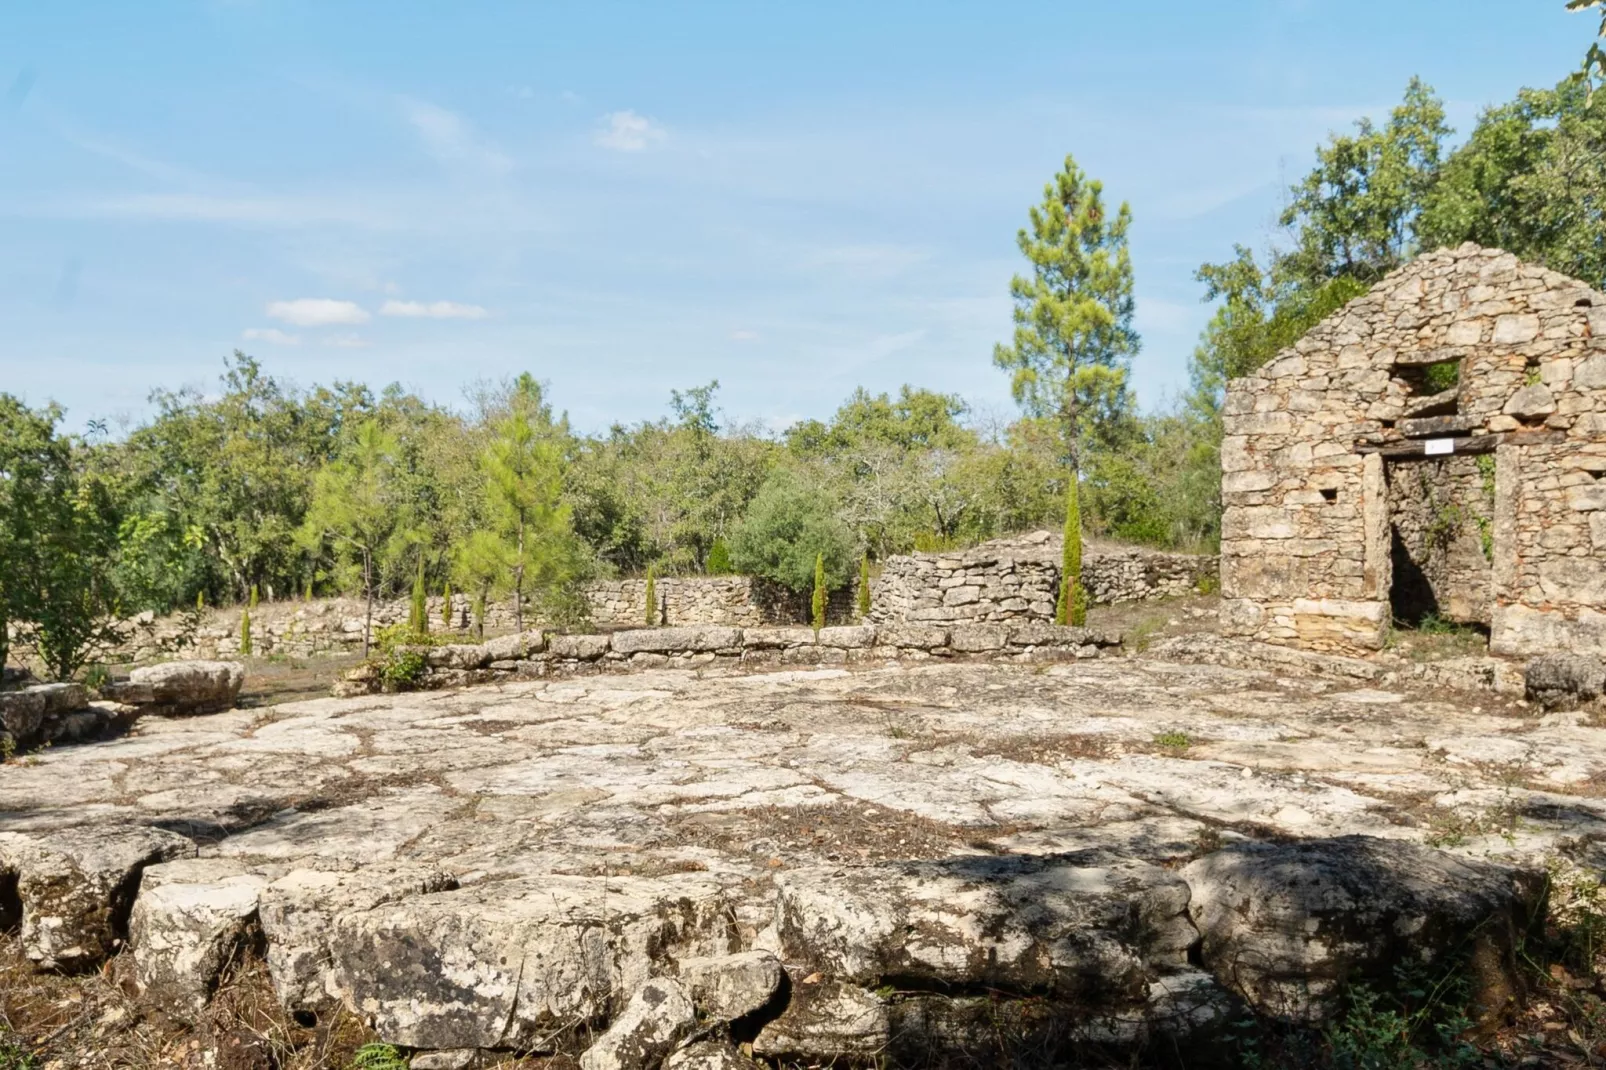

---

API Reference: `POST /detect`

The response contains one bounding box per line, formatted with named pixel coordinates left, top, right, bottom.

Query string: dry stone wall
left=335, top=620, right=1124, bottom=696
left=1219, top=243, right=1606, bottom=657
left=868, top=532, right=1215, bottom=626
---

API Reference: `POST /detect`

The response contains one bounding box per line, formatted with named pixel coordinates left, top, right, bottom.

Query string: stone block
left=611, top=627, right=743, bottom=655
left=549, top=633, right=612, bottom=660
left=948, top=624, right=1007, bottom=653
left=877, top=625, right=948, bottom=650
left=817, top=625, right=875, bottom=649
left=482, top=631, right=546, bottom=661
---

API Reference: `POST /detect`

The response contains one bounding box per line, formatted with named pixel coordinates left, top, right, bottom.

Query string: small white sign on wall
left=1424, top=438, right=1455, bottom=456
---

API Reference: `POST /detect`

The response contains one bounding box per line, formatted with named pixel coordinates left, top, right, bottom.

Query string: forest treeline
left=2, top=49, right=1602, bottom=679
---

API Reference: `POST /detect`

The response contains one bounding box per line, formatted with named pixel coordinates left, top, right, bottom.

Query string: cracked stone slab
left=129, top=858, right=269, bottom=1016
left=0, top=824, right=196, bottom=971
left=326, top=873, right=740, bottom=1050
left=776, top=852, right=1194, bottom=1002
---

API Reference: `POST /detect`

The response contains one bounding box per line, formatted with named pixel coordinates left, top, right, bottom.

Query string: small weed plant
left=1154, top=730, right=1192, bottom=751
left=349, top=1044, right=408, bottom=1070
left=0, top=1032, right=37, bottom=1070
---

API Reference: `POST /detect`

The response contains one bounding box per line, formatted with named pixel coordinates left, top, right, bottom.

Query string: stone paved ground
left=4, top=653, right=1606, bottom=1066
left=8, top=654, right=1603, bottom=869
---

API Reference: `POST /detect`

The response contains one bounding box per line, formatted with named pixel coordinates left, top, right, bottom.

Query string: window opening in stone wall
left=1398, top=359, right=1461, bottom=420
left=1320, top=488, right=1338, bottom=502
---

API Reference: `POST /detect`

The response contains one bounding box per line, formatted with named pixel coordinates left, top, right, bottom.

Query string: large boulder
left=579, top=978, right=698, bottom=1070
left=482, top=630, right=546, bottom=662
left=1525, top=653, right=1605, bottom=710
left=776, top=852, right=1195, bottom=1001
left=323, top=873, right=738, bottom=1051
left=0, top=824, right=196, bottom=971
left=114, top=660, right=246, bottom=716
left=1182, top=836, right=1544, bottom=1023
left=129, top=858, right=268, bottom=1017
left=257, top=861, right=457, bottom=1014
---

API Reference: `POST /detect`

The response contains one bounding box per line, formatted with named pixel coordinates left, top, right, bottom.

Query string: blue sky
left=0, top=1, right=1594, bottom=435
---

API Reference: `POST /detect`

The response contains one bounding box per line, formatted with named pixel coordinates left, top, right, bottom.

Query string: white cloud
left=401, top=98, right=512, bottom=175
left=379, top=299, right=489, bottom=320
left=241, top=327, right=300, bottom=345
left=595, top=110, right=666, bottom=152
left=323, top=333, right=371, bottom=349
left=266, top=298, right=370, bottom=326
left=730, top=329, right=760, bottom=342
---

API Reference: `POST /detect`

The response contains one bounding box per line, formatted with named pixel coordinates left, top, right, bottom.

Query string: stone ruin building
left=1220, top=243, right=1606, bottom=658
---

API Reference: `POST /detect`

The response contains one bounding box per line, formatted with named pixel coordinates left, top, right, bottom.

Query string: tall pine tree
left=994, top=155, right=1137, bottom=625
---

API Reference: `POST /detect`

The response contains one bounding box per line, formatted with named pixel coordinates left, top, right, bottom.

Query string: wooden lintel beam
left=1354, top=429, right=1566, bottom=458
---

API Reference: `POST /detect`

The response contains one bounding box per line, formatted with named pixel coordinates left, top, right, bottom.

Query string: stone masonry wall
left=1219, top=243, right=1606, bottom=657
left=106, top=578, right=850, bottom=665
left=868, top=531, right=1216, bottom=626
left=1385, top=455, right=1495, bottom=626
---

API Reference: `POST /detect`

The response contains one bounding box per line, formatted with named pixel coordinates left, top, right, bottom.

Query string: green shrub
left=1154, top=730, right=1191, bottom=750
left=378, top=647, right=427, bottom=691
left=706, top=538, right=733, bottom=575
left=408, top=560, right=428, bottom=637
left=729, top=470, right=856, bottom=594
left=81, top=663, right=110, bottom=692
left=1057, top=478, right=1087, bottom=627
left=644, top=564, right=657, bottom=626
left=857, top=556, right=871, bottom=619
left=811, top=552, right=827, bottom=633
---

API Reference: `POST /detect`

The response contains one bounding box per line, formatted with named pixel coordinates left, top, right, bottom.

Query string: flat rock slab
left=777, top=853, right=1194, bottom=1001
left=0, top=824, right=196, bottom=971
left=1183, top=835, right=1544, bottom=1022
left=327, top=873, right=738, bottom=1050
left=5, top=654, right=1602, bottom=1059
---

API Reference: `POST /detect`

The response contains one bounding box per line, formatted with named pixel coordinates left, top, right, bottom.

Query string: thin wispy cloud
left=730, top=329, right=760, bottom=342
left=401, top=98, right=512, bottom=175
left=241, top=327, right=300, bottom=345
left=323, top=333, right=371, bottom=348
left=266, top=298, right=369, bottom=326
left=380, top=299, right=488, bottom=320
left=595, top=110, right=666, bottom=152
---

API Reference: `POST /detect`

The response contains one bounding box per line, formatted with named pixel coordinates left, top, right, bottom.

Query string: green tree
left=457, top=374, right=585, bottom=633
left=1419, top=73, right=1606, bottom=289
left=812, top=553, right=827, bottom=633
left=857, top=555, right=872, bottom=619
left=299, top=420, right=410, bottom=658
left=239, top=607, right=252, bottom=658
left=993, top=155, right=1139, bottom=468
left=1279, top=78, right=1451, bottom=286
left=1056, top=481, right=1086, bottom=627
left=0, top=397, right=127, bottom=680
left=408, top=558, right=428, bottom=637
left=644, top=564, right=658, bottom=626
left=729, top=470, right=856, bottom=595
left=994, top=155, right=1136, bottom=608
left=1571, top=0, right=1606, bottom=93
left=705, top=538, right=733, bottom=575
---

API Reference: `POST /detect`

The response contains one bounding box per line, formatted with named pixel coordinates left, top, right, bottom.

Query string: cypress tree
left=811, top=552, right=827, bottom=634
left=644, top=565, right=657, bottom=626
left=249, top=584, right=259, bottom=610
left=240, top=608, right=252, bottom=657
left=196, top=590, right=204, bottom=611
left=706, top=538, right=732, bottom=575
left=1056, top=478, right=1087, bottom=627
left=857, top=555, right=871, bottom=619
left=409, top=559, right=428, bottom=636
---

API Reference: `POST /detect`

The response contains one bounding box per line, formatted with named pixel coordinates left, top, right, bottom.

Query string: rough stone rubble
left=1220, top=243, right=1606, bottom=658
left=2, top=652, right=1600, bottom=1064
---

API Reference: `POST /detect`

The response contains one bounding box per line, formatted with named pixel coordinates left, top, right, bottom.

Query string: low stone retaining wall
left=338, top=621, right=1124, bottom=695
left=0, top=660, right=245, bottom=754
left=869, top=532, right=1217, bottom=626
